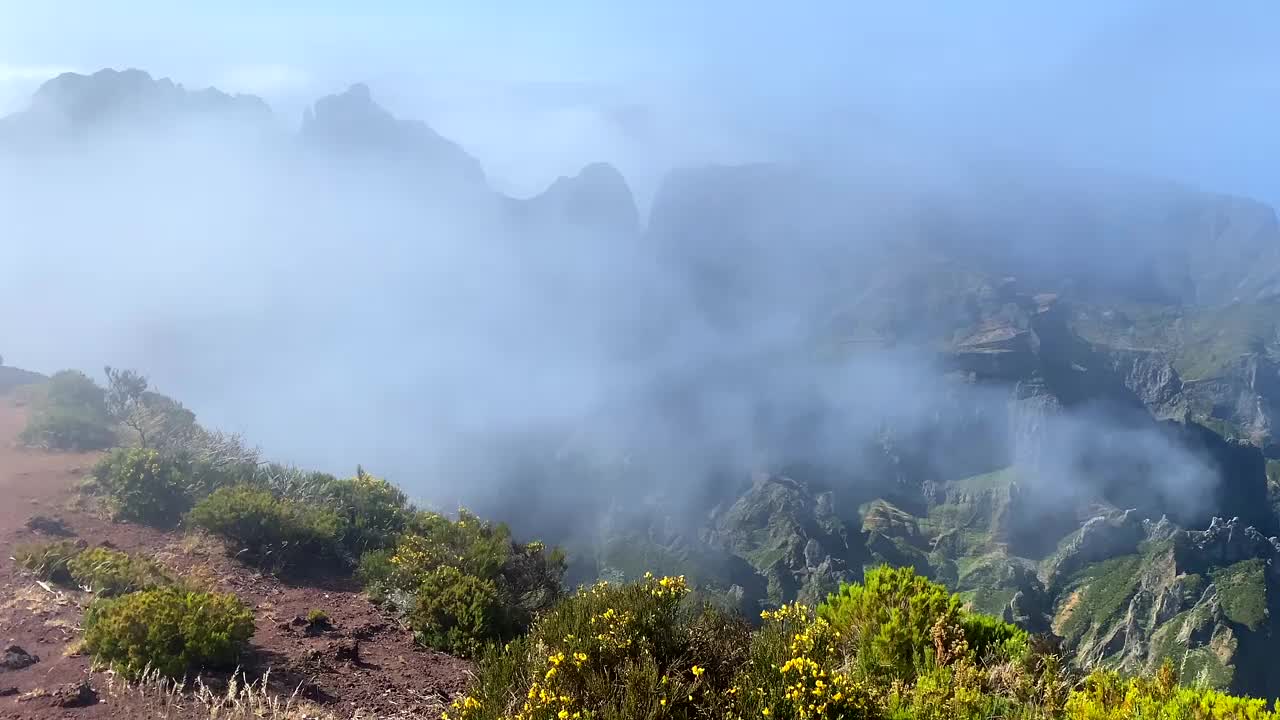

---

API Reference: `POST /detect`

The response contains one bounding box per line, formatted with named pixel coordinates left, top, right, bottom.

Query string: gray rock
left=0, top=646, right=38, bottom=672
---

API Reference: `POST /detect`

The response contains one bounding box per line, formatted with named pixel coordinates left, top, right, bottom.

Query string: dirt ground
left=0, top=387, right=471, bottom=719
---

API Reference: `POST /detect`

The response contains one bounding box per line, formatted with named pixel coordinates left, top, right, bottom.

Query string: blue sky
left=1, top=1, right=1278, bottom=205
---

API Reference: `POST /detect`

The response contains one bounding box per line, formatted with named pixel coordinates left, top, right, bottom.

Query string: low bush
left=19, top=405, right=117, bottom=451
left=67, top=546, right=170, bottom=596
left=356, top=548, right=397, bottom=601
left=367, top=509, right=565, bottom=654
left=449, top=574, right=730, bottom=720
left=322, top=468, right=412, bottom=556
left=83, top=586, right=255, bottom=679
left=410, top=566, right=504, bottom=657
left=13, top=539, right=84, bottom=583
left=187, top=485, right=343, bottom=571
left=93, top=448, right=193, bottom=526
left=19, top=370, right=115, bottom=451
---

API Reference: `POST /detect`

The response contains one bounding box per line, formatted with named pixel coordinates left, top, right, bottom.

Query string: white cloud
left=214, top=63, right=312, bottom=97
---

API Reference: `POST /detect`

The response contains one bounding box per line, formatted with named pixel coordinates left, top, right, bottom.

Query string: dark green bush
left=67, top=546, right=170, bottom=596
left=83, top=586, right=254, bottom=679
left=379, top=510, right=565, bottom=640
left=410, top=565, right=504, bottom=657
left=356, top=548, right=396, bottom=602
left=367, top=510, right=564, bottom=655
left=13, top=539, right=83, bottom=583
left=92, top=448, right=193, bottom=526
left=961, top=610, right=1030, bottom=660
left=322, top=468, right=412, bottom=556
left=188, top=485, right=343, bottom=571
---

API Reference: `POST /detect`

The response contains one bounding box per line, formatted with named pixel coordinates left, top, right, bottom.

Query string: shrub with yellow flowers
left=449, top=573, right=737, bottom=720
left=729, top=602, right=879, bottom=720
left=442, top=564, right=1280, bottom=720
left=1061, top=663, right=1279, bottom=720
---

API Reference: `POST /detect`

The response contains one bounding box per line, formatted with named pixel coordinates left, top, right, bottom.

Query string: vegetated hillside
left=0, top=375, right=473, bottom=720
left=8, top=67, right=1280, bottom=704
left=6, top=368, right=1280, bottom=720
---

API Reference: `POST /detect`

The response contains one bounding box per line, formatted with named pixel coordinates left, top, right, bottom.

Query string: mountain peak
left=514, top=162, right=640, bottom=234
left=302, top=82, right=486, bottom=187
left=20, top=67, right=270, bottom=134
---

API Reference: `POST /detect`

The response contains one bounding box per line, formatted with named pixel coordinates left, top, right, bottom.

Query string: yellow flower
left=762, top=709, right=771, bottom=716
left=558, top=711, right=569, bottom=720
left=692, top=665, right=705, bottom=677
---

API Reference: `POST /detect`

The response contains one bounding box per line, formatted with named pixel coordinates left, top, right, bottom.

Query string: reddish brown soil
left=0, top=389, right=472, bottom=719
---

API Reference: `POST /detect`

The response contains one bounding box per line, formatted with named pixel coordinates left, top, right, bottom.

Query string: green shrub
left=13, top=539, right=83, bottom=583
left=19, top=405, right=117, bottom=451
left=410, top=566, right=504, bottom=657
left=83, top=586, right=254, bottom=679
left=45, top=369, right=109, bottom=414
left=19, top=370, right=115, bottom=451
left=356, top=548, right=397, bottom=603
left=960, top=610, right=1030, bottom=661
left=1063, top=663, right=1279, bottom=719
left=816, top=565, right=1026, bottom=684
left=375, top=509, right=565, bottom=642
left=447, top=574, right=774, bottom=720
left=818, top=565, right=962, bottom=680
left=67, top=547, right=169, bottom=596
left=322, top=469, right=412, bottom=556
left=93, top=448, right=193, bottom=526
left=188, top=485, right=343, bottom=571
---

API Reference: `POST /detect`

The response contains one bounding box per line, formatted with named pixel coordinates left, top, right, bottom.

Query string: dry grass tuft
left=101, top=668, right=341, bottom=719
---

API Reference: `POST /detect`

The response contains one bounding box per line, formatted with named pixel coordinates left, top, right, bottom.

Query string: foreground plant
left=84, top=586, right=255, bottom=679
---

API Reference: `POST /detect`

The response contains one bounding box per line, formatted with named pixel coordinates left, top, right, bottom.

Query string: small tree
left=104, top=366, right=152, bottom=447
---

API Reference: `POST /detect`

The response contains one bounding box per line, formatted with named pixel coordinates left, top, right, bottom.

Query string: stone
left=49, top=681, right=97, bottom=708
left=0, top=646, right=38, bottom=672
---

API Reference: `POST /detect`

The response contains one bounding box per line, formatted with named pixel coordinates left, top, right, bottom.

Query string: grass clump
left=15, top=541, right=171, bottom=597
left=83, top=586, right=255, bottom=679
left=67, top=546, right=170, bottom=596
left=93, top=448, right=193, bottom=527
left=19, top=370, right=115, bottom=451
left=188, top=485, right=343, bottom=572
left=13, top=539, right=84, bottom=583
